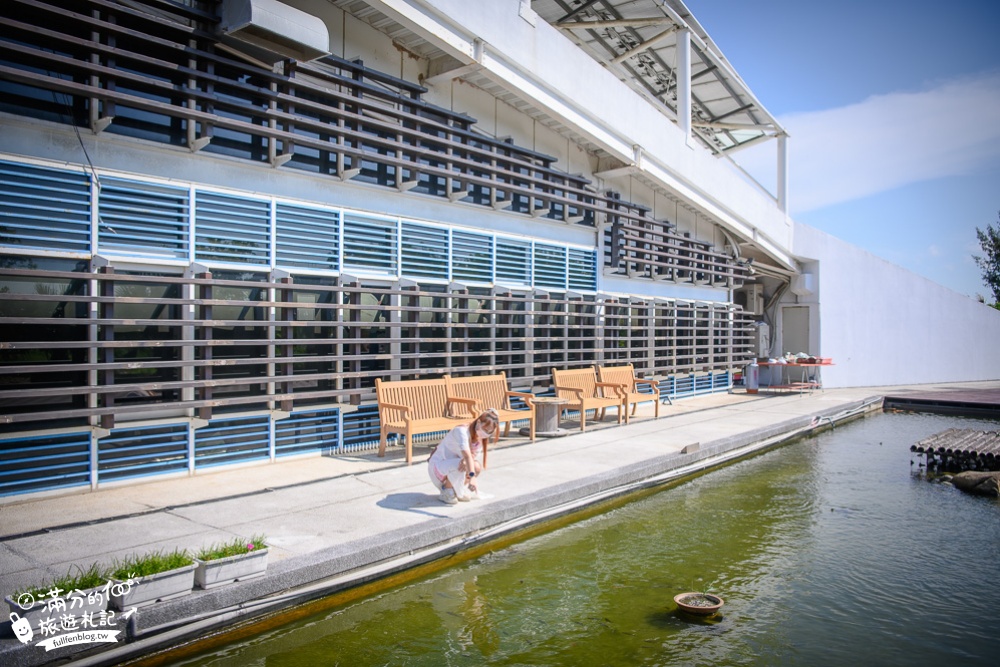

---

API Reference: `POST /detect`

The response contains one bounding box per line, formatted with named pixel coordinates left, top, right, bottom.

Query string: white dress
left=427, top=424, right=481, bottom=493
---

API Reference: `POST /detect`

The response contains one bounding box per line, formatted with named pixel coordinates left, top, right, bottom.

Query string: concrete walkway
left=2, top=381, right=995, bottom=666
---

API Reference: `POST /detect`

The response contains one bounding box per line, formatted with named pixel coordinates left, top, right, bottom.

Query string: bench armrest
left=595, top=381, right=627, bottom=392
left=507, top=390, right=535, bottom=404
left=378, top=402, right=413, bottom=414
left=445, top=396, right=479, bottom=417
left=553, top=384, right=585, bottom=398
left=507, top=391, right=536, bottom=409
left=634, top=379, right=656, bottom=391
left=447, top=396, right=479, bottom=407
left=595, top=381, right=627, bottom=399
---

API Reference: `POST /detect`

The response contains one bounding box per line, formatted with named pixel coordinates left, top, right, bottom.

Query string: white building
left=1, top=0, right=997, bottom=496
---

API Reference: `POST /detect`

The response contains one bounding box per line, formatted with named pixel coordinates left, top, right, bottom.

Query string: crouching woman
left=428, top=409, right=498, bottom=504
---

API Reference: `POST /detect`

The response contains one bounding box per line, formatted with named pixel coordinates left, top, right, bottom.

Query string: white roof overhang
left=325, top=0, right=794, bottom=270
left=534, top=0, right=786, bottom=156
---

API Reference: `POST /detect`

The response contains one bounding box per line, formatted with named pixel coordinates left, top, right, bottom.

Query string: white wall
left=794, top=223, right=1000, bottom=387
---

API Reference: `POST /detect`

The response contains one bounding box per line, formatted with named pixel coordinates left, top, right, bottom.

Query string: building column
left=777, top=133, right=789, bottom=213
left=677, top=28, right=691, bottom=144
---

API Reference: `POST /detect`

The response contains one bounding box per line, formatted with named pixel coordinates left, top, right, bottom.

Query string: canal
left=170, top=411, right=1000, bottom=666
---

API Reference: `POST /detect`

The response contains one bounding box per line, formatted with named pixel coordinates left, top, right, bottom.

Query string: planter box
left=6, top=585, right=108, bottom=631
left=194, top=548, right=269, bottom=590
left=109, top=563, right=196, bottom=610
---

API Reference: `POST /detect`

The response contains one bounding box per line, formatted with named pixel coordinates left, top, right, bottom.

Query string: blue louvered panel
left=0, top=432, right=91, bottom=497
left=275, top=202, right=340, bottom=271
left=274, top=408, right=340, bottom=457
left=194, top=415, right=270, bottom=469
left=452, top=230, right=493, bottom=284
left=495, top=237, right=532, bottom=286
left=97, top=177, right=190, bottom=259
left=342, top=212, right=397, bottom=274
left=712, top=370, right=731, bottom=392
left=672, top=374, right=697, bottom=398
left=401, top=221, right=448, bottom=279
left=533, top=243, right=567, bottom=289
left=695, top=373, right=714, bottom=391
left=657, top=377, right=674, bottom=400
left=97, top=423, right=189, bottom=482
left=0, top=159, right=91, bottom=252
left=341, top=403, right=381, bottom=453
left=568, top=247, right=597, bottom=291
left=194, top=191, right=271, bottom=265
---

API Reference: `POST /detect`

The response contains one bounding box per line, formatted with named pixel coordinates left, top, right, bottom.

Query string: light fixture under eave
left=220, top=0, right=330, bottom=64
left=736, top=257, right=755, bottom=275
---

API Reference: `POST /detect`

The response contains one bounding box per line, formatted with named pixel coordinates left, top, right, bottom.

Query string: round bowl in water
left=673, top=592, right=725, bottom=615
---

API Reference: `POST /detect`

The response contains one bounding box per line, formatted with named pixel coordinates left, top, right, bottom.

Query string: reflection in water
left=459, top=577, right=500, bottom=657
left=174, top=413, right=1000, bottom=666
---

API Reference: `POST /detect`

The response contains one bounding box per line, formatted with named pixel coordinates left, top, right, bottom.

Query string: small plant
left=194, top=534, right=267, bottom=562
left=16, top=562, right=109, bottom=600
left=109, top=548, right=193, bottom=580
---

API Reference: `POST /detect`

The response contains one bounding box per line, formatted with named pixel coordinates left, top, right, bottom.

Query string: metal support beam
left=611, top=25, right=679, bottom=65
left=422, top=61, right=481, bottom=86
left=422, top=39, right=484, bottom=86
left=777, top=133, right=788, bottom=214
left=677, top=29, right=691, bottom=143
left=558, top=17, right=673, bottom=30
left=692, top=121, right=776, bottom=132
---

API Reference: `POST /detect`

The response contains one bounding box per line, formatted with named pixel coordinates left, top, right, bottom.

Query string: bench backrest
left=375, top=377, right=451, bottom=420
left=552, top=367, right=602, bottom=400
left=598, top=364, right=637, bottom=392
left=446, top=372, right=511, bottom=412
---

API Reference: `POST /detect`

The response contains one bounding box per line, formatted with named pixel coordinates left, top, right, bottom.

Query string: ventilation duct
left=790, top=273, right=815, bottom=296
left=220, top=0, right=330, bottom=63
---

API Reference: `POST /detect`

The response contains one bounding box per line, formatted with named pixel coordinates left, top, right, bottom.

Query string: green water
left=175, top=412, right=1000, bottom=666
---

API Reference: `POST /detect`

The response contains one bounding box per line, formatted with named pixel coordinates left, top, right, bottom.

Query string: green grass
left=194, top=534, right=267, bottom=562
left=15, top=562, right=110, bottom=600
left=109, top=548, right=193, bottom=580
left=13, top=537, right=265, bottom=601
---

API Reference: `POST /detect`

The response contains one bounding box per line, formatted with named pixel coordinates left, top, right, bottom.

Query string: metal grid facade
left=0, top=0, right=756, bottom=496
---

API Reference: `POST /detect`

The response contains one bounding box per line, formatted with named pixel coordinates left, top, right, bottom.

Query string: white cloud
left=737, top=71, right=1000, bottom=214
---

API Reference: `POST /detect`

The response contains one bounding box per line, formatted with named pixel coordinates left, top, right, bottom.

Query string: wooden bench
left=598, top=364, right=660, bottom=422
left=446, top=372, right=536, bottom=465
left=375, top=377, right=478, bottom=464
left=551, top=367, right=624, bottom=432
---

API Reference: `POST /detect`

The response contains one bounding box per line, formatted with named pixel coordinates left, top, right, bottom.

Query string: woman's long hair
left=471, top=408, right=499, bottom=441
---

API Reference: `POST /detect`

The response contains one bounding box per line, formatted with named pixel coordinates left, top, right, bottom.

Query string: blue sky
left=687, top=0, right=1000, bottom=300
